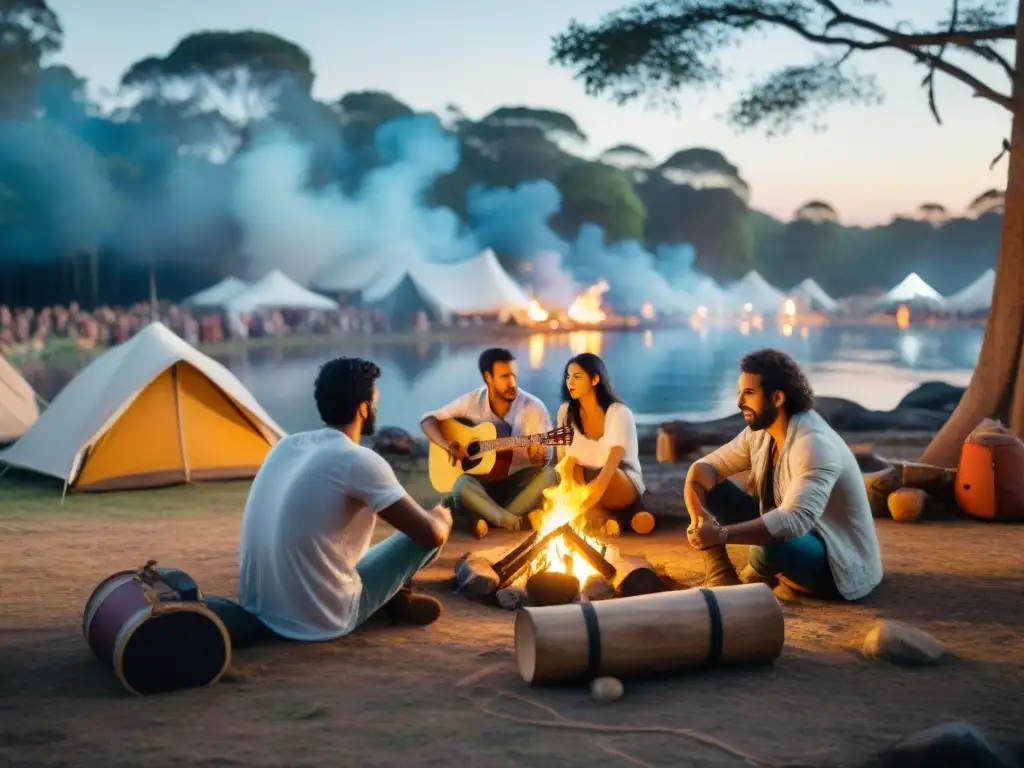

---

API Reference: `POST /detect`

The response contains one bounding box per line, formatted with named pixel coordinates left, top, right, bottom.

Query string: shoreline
left=5, top=315, right=989, bottom=367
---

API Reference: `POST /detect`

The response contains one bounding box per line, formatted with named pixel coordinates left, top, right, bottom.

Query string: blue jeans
left=205, top=532, right=441, bottom=646
left=451, top=465, right=558, bottom=530
left=353, top=530, right=441, bottom=625
left=704, top=480, right=840, bottom=599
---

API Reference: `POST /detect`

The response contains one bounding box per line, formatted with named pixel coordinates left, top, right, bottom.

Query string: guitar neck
left=475, top=434, right=545, bottom=453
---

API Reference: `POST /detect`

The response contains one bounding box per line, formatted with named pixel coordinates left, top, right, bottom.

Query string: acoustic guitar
left=428, top=417, right=574, bottom=492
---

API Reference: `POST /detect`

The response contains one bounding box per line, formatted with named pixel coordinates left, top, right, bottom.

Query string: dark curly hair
left=313, top=357, right=381, bottom=427
left=740, top=349, right=814, bottom=415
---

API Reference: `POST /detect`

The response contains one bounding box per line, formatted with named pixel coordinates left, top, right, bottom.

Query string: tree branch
left=775, top=1, right=1015, bottom=111
left=921, top=0, right=959, bottom=125
left=813, top=0, right=1015, bottom=96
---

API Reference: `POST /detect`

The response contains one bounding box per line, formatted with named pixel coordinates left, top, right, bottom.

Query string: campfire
left=453, top=458, right=665, bottom=608
left=567, top=280, right=609, bottom=324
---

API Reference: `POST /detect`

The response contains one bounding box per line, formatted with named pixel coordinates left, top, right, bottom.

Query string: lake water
left=195, top=325, right=981, bottom=434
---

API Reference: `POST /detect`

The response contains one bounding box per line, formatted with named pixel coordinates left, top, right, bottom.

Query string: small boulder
left=861, top=620, right=952, bottom=666
left=496, top=585, right=528, bottom=610
left=871, top=721, right=1015, bottom=768
left=590, top=676, right=624, bottom=702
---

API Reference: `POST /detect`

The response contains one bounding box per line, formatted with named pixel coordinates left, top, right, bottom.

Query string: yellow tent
left=0, top=323, right=286, bottom=492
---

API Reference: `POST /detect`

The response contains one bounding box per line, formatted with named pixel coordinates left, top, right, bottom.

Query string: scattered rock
left=661, top=383, right=961, bottom=458
left=590, top=676, right=624, bottom=702
left=871, top=721, right=1016, bottom=768
left=888, top=488, right=929, bottom=522
left=895, top=382, right=965, bottom=413
left=582, top=574, right=616, bottom=601
left=372, top=427, right=427, bottom=460
left=496, top=585, right=528, bottom=610
left=862, top=620, right=952, bottom=666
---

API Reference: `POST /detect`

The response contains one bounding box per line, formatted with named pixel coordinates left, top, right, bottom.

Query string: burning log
left=560, top=527, right=617, bottom=581
left=491, top=531, right=541, bottom=581
left=494, top=523, right=618, bottom=589
left=606, top=553, right=665, bottom=598
left=494, top=526, right=570, bottom=588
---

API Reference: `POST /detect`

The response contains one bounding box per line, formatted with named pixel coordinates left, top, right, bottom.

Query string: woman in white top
left=556, top=353, right=654, bottom=535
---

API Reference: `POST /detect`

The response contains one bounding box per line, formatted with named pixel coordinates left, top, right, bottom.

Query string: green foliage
left=0, top=0, right=63, bottom=117
left=554, top=161, right=646, bottom=241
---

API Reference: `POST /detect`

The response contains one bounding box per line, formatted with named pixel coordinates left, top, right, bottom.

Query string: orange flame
left=527, top=298, right=549, bottom=323
left=896, top=304, right=910, bottom=329
left=567, top=280, right=609, bottom=324
left=520, top=457, right=602, bottom=584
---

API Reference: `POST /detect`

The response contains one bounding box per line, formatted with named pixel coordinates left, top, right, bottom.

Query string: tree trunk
left=920, top=8, right=1024, bottom=468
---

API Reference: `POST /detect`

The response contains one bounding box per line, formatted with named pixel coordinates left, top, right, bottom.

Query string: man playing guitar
left=420, top=348, right=556, bottom=536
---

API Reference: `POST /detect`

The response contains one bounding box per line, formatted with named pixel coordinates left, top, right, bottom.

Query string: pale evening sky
left=47, top=0, right=1016, bottom=226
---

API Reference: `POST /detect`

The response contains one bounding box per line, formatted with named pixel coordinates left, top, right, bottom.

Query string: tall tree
left=0, top=0, right=62, bottom=117
left=119, top=31, right=315, bottom=159
left=554, top=160, right=647, bottom=241
left=552, top=0, right=1023, bottom=467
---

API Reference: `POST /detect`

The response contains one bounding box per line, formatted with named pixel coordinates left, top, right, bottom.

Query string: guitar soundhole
left=467, top=442, right=482, bottom=457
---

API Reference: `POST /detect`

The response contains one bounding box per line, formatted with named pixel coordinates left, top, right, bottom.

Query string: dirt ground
left=1, top=465, right=1022, bottom=768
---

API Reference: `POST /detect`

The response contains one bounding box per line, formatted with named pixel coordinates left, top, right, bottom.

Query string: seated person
left=684, top=349, right=883, bottom=600
left=236, top=357, right=453, bottom=643
left=421, top=347, right=557, bottom=536
left=556, top=353, right=653, bottom=535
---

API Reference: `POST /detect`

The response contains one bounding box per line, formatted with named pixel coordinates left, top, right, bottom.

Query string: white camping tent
left=688, top=276, right=727, bottom=315
left=0, top=353, right=40, bottom=443
left=871, top=272, right=945, bottom=310
left=226, top=269, right=340, bottom=313
left=311, top=255, right=386, bottom=294
left=723, top=271, right=788, bottom=314
left=945, top=269, right=995, bottom=314
left=181, top=277, right=249, bottom=308
left=362, top=249, right=532, bottom=324
left=789, top=278, right=838, bottom=312
left=0, top=322, right=285, bottom=491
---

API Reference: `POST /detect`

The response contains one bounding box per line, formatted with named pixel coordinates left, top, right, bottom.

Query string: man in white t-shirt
left=237, top=358, right=453, bottom=642
left=420, top=348, right=556, bottom=537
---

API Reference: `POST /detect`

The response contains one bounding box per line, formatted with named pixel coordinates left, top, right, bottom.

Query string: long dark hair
left=561, top=353, right=623, bottom=432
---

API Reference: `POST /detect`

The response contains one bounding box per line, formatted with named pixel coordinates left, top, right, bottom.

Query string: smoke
left=0, top=120, right=118, bottom=259
left=571, top=224, right=692, bottom=314
left=466, top=178, right=696, bottom=314
left=466, top=180, right=567, bottom=257
left=232, top=113, right=476, bottom=285
left=529, top=250, right=579, bottom=307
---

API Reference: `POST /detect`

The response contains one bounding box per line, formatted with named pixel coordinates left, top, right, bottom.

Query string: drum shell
left=83, top=570, right=232, bottom=696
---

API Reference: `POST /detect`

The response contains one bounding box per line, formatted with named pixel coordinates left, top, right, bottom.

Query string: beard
left=361, top=406, right=377, bottom=436
left=743, top=401, right=778, bottom=431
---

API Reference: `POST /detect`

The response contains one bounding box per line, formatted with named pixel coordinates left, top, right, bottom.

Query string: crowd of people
left=0, top=300, right=401, bottom=358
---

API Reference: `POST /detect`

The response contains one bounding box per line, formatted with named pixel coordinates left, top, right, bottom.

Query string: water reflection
left=21, top=325, right=983, bottom=434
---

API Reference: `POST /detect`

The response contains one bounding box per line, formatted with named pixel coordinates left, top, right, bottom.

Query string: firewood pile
left=453, top=524, right=668, bottom=610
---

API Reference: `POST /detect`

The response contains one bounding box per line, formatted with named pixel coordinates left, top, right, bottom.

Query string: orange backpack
left=955, top=419, right=1024, bottom=521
